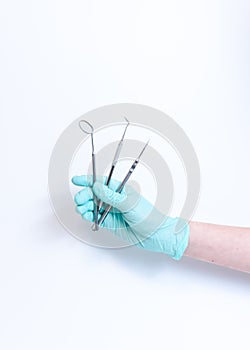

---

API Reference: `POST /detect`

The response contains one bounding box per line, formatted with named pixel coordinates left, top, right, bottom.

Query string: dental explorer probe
left=97, top=117, right=130, bottom=215
left=98, top=140, right=150, bottom=227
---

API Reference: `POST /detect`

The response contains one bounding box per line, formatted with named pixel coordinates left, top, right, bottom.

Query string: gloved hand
left=71, top=175, right=189, bottom=260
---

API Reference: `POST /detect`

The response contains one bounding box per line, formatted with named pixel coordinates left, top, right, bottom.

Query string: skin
left=185, top=222, right=250, bottom=273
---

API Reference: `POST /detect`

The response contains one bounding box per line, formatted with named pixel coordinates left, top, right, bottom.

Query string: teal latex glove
left=71, top=175, right=189, bottom=260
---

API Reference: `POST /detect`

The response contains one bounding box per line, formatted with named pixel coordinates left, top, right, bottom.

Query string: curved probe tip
left=124, top=116, right=130, bottom=125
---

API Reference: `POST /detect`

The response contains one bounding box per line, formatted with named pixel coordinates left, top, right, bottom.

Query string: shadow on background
left=97, top=242, right=250, bottom=287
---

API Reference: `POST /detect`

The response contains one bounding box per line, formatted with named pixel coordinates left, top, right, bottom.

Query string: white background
left=1, top=1, right=250, bottom=349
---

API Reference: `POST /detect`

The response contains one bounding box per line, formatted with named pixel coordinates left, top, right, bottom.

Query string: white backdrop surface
left=1, top=1, right=250, bottom=349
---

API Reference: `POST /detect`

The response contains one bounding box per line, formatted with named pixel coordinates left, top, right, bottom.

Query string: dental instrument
left=97, top=140, right=150, bottom=227
left=78, top=120, right=99, bottom=231
left=97, top=117, right=130, bottom=215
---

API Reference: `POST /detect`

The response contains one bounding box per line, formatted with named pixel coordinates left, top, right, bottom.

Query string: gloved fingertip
left=74, top=192, right=79, bottom=204
left=74, top=188, right=93, bottom=206
left=71, top=175, right=93, bottom=186
left=71, top=176, right=78, bottom=185
left=74, top=191, right=82, bottom=205
left=82, top=211, right=94, bottom=223
left=75, top=205, right=82, bottom=214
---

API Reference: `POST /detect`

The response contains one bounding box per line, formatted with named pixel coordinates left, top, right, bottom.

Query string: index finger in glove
left=71, top=175, right=96, bottom=187
left=72, top=174, right=123, bottom=191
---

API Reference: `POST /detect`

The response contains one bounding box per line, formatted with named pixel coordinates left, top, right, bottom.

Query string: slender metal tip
left=124, top=116, right=130, bottom=125
left=136, top=139, right=150, bottom=160
left=121, top=117, right=130, bottom=141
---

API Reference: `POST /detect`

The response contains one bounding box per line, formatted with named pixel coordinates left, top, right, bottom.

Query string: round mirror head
left=78, top=120, right=94, bottom=135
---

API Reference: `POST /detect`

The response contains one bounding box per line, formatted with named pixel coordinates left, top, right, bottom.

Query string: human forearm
left=184, top=221, right=250, bottom=273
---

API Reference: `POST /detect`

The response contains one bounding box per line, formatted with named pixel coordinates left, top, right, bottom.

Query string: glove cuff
left=170, top=218, right=190, bottom=260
